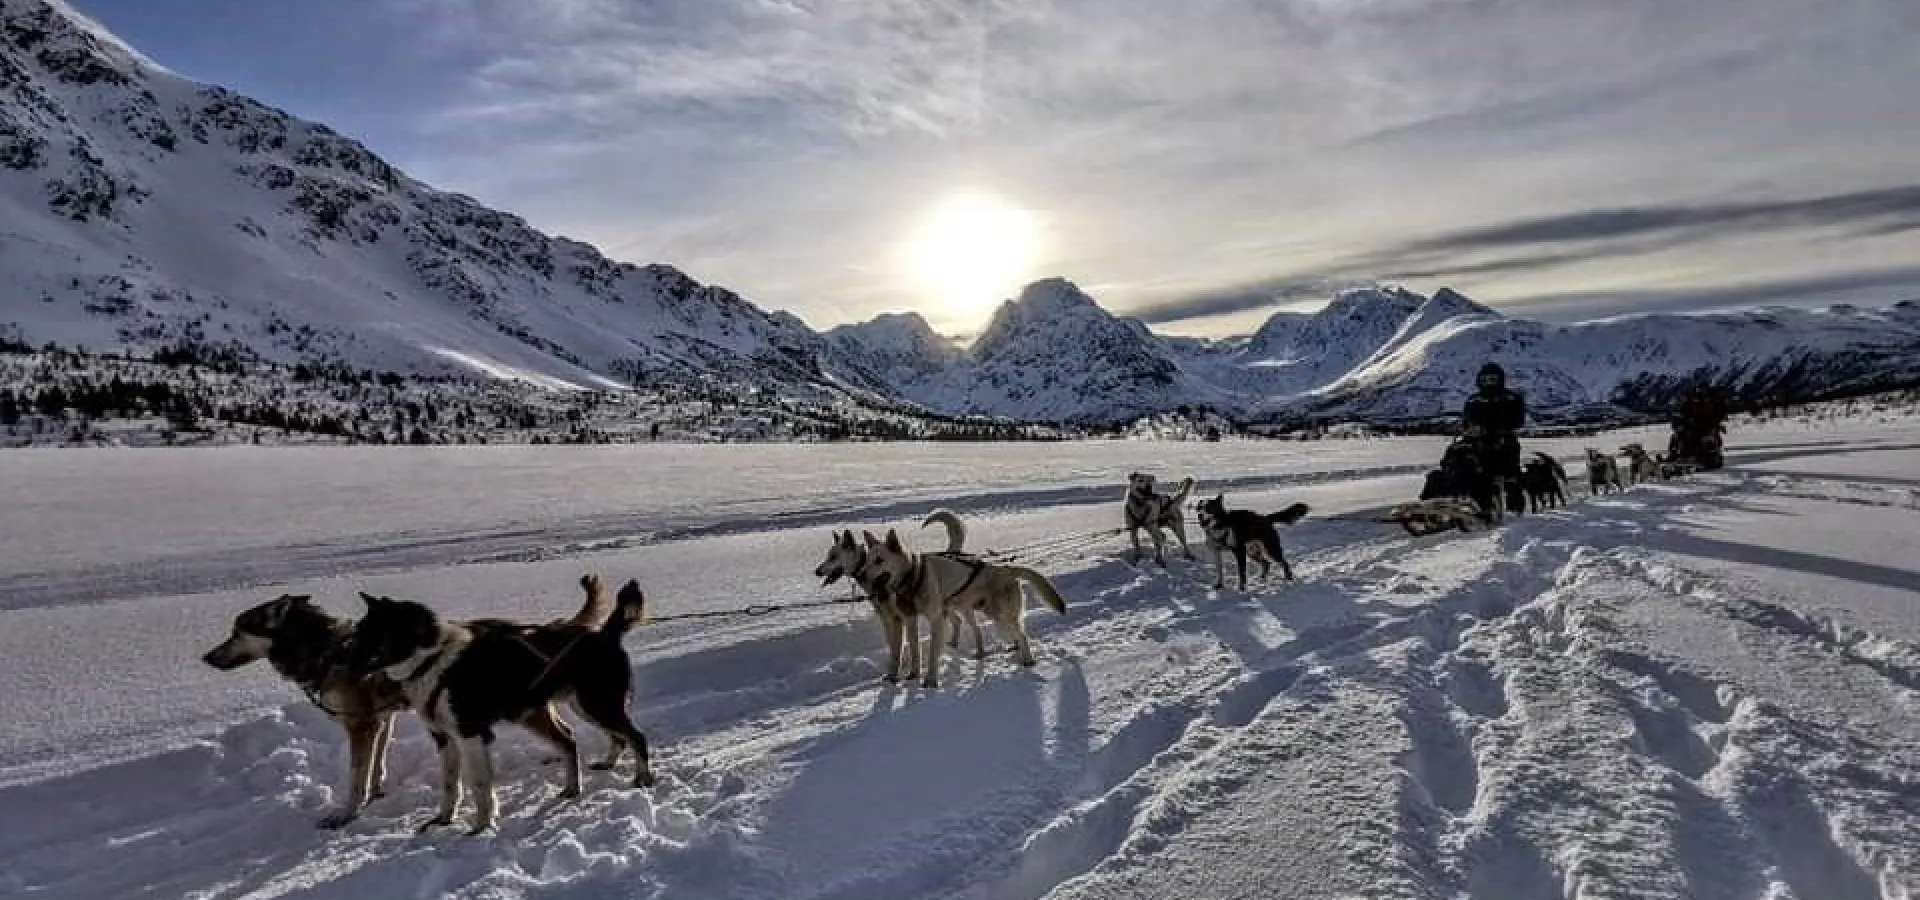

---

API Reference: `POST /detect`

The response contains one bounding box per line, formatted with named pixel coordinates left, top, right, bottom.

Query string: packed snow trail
left=3, top=424, right=1920, bottom=898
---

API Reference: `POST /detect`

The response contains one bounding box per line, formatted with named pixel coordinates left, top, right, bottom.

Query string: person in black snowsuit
left=1461, top=362, right=1526, bottom=511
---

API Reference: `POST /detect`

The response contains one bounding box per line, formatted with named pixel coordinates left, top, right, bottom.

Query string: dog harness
left=1125, top=499, right=1181, bottom=530
left=894, top=551, right=989, bottom=604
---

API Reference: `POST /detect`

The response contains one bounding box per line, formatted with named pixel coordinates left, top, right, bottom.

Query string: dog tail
left=1005, top=566, right=1068, bottom=615
left=602, top=579, right=647, bottom=638
left=1266, top=502, right=1311, bottom=526
left=564, top=573, right=616, bottom=628
left=921, top=508, right=966, bottom=554
left=1168, top=476, right=1197, bottom=506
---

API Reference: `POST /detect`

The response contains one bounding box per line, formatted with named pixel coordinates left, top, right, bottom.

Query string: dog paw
left=557, top=785, right=582, bottom=800
left=464, top=822, right=495, bottom=837
left=317, top=810, right=358, bottom=830
left=920, top=677, right=940, bottom=689
left=417, top=815, right=454, bottom=834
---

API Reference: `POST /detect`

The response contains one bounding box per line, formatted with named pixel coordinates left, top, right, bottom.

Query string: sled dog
left=1389, top=498, right=1482, bottom=536
left=1586, top=448, right=1626, bottom=495
left=345, top=583, right=654, bottom=835
left=813, top=509, right=984, bottom=684
left=1656, top=455, right=1699, bottom=479
left=855, top=528, right=1068, bottom=689
left=1124, top=472, right=1197, bottom=566
left=200, top=574, right=614, bottom=829
left=1522, top=452, right=1568, bottom=512
left=1194, top=494, right=1311, bottom=590
left=1621, top=443, right=1660, bottom=484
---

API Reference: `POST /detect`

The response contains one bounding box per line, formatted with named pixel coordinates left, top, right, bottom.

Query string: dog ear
left=839, top=530, right=856, bottom=547
left=884, top=529, right=903, bottom=551
left=862, top=530, right=879, bottom=546
left=358, top=591, right=382, bottom=608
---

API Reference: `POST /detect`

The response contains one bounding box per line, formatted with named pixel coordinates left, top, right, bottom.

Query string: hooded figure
left=1462, top=362, right=1525, bottom=477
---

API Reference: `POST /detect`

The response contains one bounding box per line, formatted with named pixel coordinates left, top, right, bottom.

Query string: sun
left=900, top=193, right=1041, bottom=324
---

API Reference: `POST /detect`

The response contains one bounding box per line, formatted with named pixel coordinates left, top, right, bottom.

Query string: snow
left=3, top=416, right=1919, bottom=899
left=9, top=0, right=1920, bottom=427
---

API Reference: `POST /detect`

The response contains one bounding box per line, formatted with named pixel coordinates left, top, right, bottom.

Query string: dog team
left=202, top=470, right=1309, bottom=836
left=1395, top=441, right=1695, bottom=535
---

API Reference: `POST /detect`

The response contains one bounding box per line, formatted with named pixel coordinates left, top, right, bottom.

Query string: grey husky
left=856, top=528, right=1068, bottom=689
left=1124, top=472, right=1197, bottom=566
left=815, top=509, right=985, bottom=683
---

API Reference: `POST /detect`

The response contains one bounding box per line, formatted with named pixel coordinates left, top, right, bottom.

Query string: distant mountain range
left=6, top=0, right=1920, bottom=428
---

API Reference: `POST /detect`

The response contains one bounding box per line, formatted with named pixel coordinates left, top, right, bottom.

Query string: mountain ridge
left=6, top=0, right=1920, bottom=431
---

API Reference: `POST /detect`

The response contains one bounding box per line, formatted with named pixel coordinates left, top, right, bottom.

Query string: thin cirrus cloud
left=67, top=0, right=1920, bottom=335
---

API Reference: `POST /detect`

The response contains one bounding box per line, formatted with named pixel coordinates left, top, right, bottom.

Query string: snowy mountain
left=1299, top=301, right=1920, bottom=423
left=0, top=0, right=884, bottom=405
left=823, top=312, right=960, bottom=387
left=825, top=279, right=1920, bottom=425
left=5, top=0, right=1919, bottom=432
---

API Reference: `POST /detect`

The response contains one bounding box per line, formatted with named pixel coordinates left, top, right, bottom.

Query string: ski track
left=5, top=435, right=1920, bottom=898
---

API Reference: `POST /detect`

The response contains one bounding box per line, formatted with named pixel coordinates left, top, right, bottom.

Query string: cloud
left=1500, top=266, right=1920, bottom=322
left=77, top=0, right=1920, bottom=335
left=1396, top=184, right=1920, bottom=255
left=1126, top=276, right=1363, bottom=326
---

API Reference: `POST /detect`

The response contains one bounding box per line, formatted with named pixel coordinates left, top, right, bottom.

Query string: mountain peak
left=1011, top=277, right=1098, bottom=314
left=1428, top=287, right=1500, bottom=318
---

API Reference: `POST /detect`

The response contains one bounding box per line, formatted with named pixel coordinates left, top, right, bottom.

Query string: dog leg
left=421, top=729, right=462, bottom=831
left=1126, top=526, right=1143, bottom=564
left=1007, top=616, right=1037, bottom=668
left=902, top=612, right=921, bottom=681
left=962, top=609, right=987, bottom=660
left=1235, top=549, right=1249, bottom=591
left=1212, top=546, right=1226, bottom=590
left=1173, top=522, right=1195, bottom=560
left=578, top=690, right=656, bottom=789
left=922, top=600, right=947, bottom=689
left=568, top=697, right=625, bottom=770
left=519, top=705, right=581, bottom=798
left=460, top=736, right=496, bottom=835
left=881, top=610, right=905, bottom=683
left=369, top=712, right=395, bottom=799
left=320, top=718, right=378, bottom=829
left=1272, top=538, right=1294, bottom=581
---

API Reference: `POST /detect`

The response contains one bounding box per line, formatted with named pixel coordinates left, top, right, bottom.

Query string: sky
left=67, top=0, right=1920, bottom=337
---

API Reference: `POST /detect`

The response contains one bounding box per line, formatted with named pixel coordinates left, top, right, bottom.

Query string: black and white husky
left=1124, top=472, right=1197, bottom=566
left=1194, top=494, right=1310, bottom=590
left=201, top=575, right=613, bottom=829
left=345, top=583, right=654, bottom=834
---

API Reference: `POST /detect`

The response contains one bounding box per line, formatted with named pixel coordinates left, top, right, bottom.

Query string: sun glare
left=901, top=193, right=1041, bottom=325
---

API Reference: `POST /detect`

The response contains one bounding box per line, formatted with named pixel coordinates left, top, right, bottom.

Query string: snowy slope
left=1304, top=301, right=1920, bottom=422
left=826, top=275, right=1920, bottom=426
left=0, top=0, right=878, bottom=400
left=2, top=418, right=1919, bottom=897
left=837, top=279, right=1234, bottom=424
left=6, top=0, right=1920, bottom=429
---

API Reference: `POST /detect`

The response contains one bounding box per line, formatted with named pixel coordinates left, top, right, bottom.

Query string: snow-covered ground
left=2, top=419, right=1918, bottom=899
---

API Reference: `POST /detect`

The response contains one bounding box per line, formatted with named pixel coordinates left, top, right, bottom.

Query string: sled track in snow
left=4, top=462, right=1919, bottom=898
